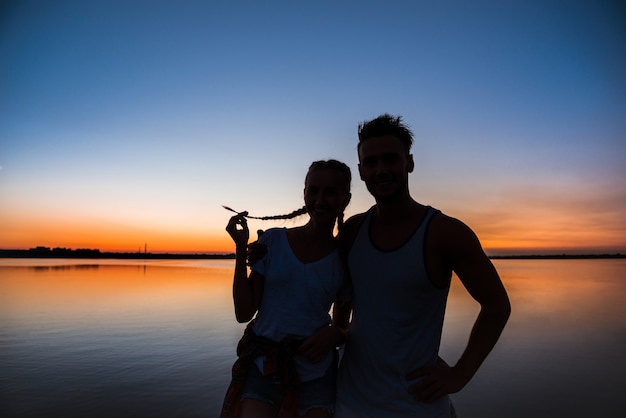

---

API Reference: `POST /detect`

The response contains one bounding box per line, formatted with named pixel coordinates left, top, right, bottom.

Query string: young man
left=333, top=114, right=511, bottom=417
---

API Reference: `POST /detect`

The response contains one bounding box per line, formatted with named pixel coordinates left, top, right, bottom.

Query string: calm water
left=1, top=258, right=625, bottom=417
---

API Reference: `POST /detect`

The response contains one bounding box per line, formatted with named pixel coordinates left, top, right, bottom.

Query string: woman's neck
left=299, top=221, right=336, bottom=242
left=286, top=222, right=337, bottom=264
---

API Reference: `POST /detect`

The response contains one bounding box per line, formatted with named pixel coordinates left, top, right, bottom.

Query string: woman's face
left=304, top=168, right=351, bottom=226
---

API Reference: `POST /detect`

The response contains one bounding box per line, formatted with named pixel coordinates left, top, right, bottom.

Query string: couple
left=220, top=114, right=511, bottom=418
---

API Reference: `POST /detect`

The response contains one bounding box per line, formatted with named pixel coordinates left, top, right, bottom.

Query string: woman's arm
left=298, top=302, right=352, bottom=362
left=226, top=213, right=264, bottom=323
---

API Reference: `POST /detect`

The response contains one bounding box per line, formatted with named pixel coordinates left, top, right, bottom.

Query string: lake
left=1, top=258, right=625, bottom=417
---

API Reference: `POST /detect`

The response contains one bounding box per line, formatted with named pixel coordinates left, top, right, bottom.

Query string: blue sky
left=1, top=0, right=625, bottom=253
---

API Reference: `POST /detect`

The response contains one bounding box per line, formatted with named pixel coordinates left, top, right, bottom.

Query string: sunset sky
left=1, top=0, right=625, bottom=255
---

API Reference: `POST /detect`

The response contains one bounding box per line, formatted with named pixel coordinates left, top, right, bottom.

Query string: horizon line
left=1, top=247, right=625, bottom=260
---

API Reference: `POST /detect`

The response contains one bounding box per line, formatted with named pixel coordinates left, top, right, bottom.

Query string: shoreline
left=0, top=249, right=624, bottom=260
left=0, top=249, right=236, bottom=260
left=488, top=253, right=625, bottom=259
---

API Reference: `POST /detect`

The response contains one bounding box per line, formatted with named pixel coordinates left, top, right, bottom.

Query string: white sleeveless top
left=337, top=206, right=453, bottom=417
left=251, top=227, right=344, bottom=381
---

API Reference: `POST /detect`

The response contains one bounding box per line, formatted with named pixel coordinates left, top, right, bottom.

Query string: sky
left=1, top=0, right=625, bottom=255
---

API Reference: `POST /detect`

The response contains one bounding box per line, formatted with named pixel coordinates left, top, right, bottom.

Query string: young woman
left=220, top=160, right=352, bottom=418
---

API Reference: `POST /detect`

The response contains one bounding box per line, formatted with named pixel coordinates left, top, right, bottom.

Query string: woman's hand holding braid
left=226, top=212, right=249, bottom=251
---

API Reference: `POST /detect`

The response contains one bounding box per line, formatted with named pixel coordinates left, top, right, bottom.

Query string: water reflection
left=2, top=262, right=235, bottom=331
left=0, top=259, right=242, bottom=417
left=1, top=258, right=625, bottom=417
left=442, top=259, right=626, bottom=418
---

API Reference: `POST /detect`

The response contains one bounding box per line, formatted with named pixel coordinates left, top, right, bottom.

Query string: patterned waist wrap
left=220, top=322, right=302, bottom=418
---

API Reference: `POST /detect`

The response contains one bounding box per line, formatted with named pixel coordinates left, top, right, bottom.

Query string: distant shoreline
left=488, top=253, right=625, bottom=259
left=0, top=248, right=236, bottom=260
left=0, top=248, right=624, bottom=260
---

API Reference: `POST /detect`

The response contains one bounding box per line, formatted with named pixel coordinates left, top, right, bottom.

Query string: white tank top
left=337, top=206, right=452, bottom=417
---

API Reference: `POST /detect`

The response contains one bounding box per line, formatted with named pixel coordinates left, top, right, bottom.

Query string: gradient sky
left=1, top=0, right=625, bottom=255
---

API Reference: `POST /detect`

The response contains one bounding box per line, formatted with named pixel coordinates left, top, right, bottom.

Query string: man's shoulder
left=343, top=211, right=370, bottom=247
left=428, top=210, right=482, bottom=253
left=429, top=209, right=468, bottom=232
left=345, top=211, right=369, bottom=228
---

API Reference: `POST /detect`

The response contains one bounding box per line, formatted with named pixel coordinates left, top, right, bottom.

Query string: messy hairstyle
left=357, top=113, right=414, bottom=154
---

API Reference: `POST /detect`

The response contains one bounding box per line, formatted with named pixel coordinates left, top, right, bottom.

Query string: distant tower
left=144, top=243, right=147, bottom=254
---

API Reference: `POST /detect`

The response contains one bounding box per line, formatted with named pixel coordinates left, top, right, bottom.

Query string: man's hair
left=357, top=114, right=413, bottom=153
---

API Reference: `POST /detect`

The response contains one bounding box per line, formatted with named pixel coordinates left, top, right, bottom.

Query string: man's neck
left=373, top=195, right=423, bottom=225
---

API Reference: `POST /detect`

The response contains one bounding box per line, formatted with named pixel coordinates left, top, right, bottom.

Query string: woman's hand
left=225, top=212, right=249, bottom=249
left=298, top=325, right=343, bottom=363
left=246, top=239, right=267, bottom=266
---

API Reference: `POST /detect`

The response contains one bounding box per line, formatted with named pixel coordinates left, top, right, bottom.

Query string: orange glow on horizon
left=0, top=214, right=237, bottom=254
left=1, top=208, right=624, bottom=255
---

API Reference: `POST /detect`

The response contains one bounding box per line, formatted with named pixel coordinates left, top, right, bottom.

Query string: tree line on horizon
left=0, top=246, right=235, bottom=259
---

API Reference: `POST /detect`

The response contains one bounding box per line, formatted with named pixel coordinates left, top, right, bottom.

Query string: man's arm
left=331, top=300, right=352, bottom=344
left=448, top=221, right=511, bottom=382
left=408, top=217, right=511, bottom=402
left=327, top=212, right=364, bottom=346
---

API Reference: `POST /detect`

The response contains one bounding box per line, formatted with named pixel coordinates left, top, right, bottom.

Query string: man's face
left=358, top=135, right=414, bottom=202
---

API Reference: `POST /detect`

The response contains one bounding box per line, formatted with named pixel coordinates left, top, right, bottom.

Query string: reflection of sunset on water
left=0, top=260, right=237, bottom=330
left=1, top=258, right=625, bottom=417
left=442, top=259, right=626, bottom=360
